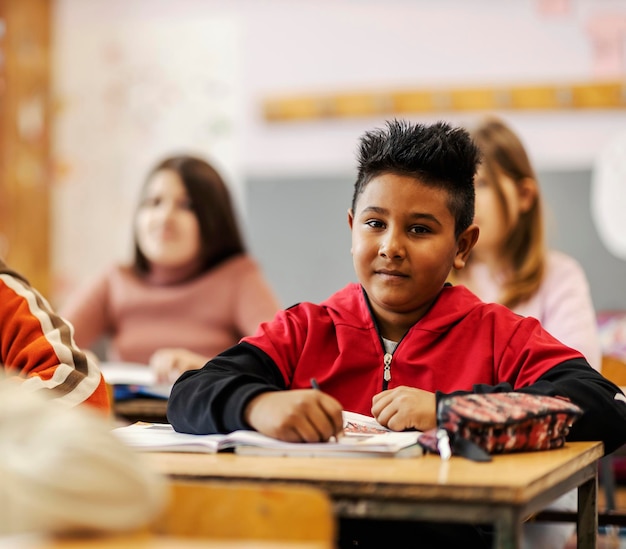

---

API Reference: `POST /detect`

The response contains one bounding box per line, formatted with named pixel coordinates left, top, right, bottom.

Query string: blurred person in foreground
left=0, top=259, right=165, bottom=536
left=0, top=374, right=166, bottom=536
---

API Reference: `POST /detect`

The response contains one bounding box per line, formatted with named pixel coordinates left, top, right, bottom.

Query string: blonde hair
left=466, top=117, right=545, bottom=308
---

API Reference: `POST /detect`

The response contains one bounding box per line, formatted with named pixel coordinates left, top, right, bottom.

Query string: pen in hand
left=310, top=378, right=341, bottom=443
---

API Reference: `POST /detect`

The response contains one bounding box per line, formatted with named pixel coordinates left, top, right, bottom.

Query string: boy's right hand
left=243, top=390, right=343, bottom=443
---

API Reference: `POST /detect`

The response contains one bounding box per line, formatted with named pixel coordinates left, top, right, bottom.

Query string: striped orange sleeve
left=0, top=268, right=110, bottom=414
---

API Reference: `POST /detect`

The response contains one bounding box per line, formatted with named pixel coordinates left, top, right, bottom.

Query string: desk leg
left=577, top=474, right=598, bottom=549
left=494, top=510, right=522, bottom=549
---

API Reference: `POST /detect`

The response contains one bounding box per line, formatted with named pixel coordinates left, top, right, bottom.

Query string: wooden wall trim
left=263, top=79, right=626, bottom=122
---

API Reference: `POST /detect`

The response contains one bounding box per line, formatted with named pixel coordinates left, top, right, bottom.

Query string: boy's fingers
left=316, top=394, right=344, bottom=438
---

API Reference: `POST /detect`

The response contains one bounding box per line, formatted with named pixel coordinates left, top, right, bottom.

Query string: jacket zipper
left=379, top=334, right=406, bottom=391
left=383, top=352, right=392, bottom=384
left=359, top=286, right=403, bottom=392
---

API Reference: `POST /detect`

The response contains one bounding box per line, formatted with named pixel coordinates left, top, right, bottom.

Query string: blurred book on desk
left=99, top=362, right=172, bottom=400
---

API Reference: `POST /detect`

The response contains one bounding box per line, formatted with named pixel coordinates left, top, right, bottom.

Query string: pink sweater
left=460, top=250, right=602, bottom=371
left=61, top=255, right=281, bottom=364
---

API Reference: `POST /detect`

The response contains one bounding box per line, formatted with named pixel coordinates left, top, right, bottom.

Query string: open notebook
left=113, top=411, right=423, bottom=458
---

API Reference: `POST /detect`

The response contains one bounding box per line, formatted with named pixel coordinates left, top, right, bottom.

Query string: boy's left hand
left=371, top=386, right=437, bottom=431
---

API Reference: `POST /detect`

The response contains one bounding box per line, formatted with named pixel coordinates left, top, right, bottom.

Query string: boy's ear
left=518, top=177, right=538, bottom=213
left=453, top=224, right=480, bottom=270
left=347, top=209, right=355, bottom=255
left=347, top=208, right=354, bottom=230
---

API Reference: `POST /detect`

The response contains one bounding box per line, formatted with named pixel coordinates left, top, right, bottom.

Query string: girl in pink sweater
left=62, top=155, right=281, bottom=383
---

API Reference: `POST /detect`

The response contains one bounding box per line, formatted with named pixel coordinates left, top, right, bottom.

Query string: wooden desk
left=144, top=441, right=603, bottom=549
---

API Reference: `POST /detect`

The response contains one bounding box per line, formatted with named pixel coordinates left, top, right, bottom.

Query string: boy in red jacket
left=168, top=120, right=626, bottom=549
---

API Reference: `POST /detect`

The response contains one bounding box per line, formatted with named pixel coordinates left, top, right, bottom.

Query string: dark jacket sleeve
left=166, top=342, right=286, bottom=434
left=522, top=359, right=626, bottom=455
left=437, top=358, right=626, bottom=455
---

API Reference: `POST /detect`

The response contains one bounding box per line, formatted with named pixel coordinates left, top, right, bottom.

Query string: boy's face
left=349, top=173, right=478, bottom=337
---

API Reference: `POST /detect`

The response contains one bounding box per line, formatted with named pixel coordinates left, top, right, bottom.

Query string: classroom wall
left=540, top=169, right=626, bottom=312
left=245, top=169, right=626, bottom=312
left=51, top=0, right=626, bottom=311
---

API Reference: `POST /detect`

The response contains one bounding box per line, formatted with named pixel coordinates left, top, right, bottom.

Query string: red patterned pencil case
left=419, top=392, right=583, bottom=462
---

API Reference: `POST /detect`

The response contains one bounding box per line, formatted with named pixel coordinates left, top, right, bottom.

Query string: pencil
left=310, top=377, right=342, bottom=442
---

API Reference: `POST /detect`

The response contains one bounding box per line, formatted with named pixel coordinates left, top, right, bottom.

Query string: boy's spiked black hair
left=352, top=119, right=480, bottom=237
